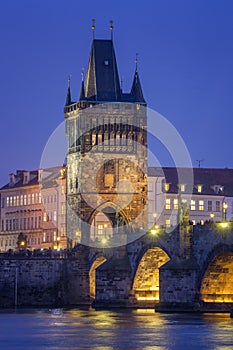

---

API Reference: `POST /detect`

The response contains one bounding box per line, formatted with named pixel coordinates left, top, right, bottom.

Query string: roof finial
left=110, top=20, right=113, bottom=40
left=81, top=68, right=84, bottom=82
left=135, top=53, right=138, bottom=72
left=68, top=74, right=71, bottom=87
left=92, top=19, right=96, bottom=39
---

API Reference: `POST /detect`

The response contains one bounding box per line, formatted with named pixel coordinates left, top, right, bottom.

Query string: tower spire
left=109, top=20, right=114, bottom=40
left=92, top=19, right=96, bottom=39
left=131, top=54, right=146, bottom=103
left=65, top=74, right=72, bottom=106
left=79, top=68, right=86, bottom=101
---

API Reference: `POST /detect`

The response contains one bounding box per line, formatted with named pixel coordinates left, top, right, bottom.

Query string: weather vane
left=92, top=19, right=96, bottom=39
left=110, top=20, right=114, bottom=40
left=135, top=53, right=138, bottom=71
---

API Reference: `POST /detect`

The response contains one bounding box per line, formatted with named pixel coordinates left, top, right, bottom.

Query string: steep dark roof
left=0, top=170, right=39, bottom=190
left=148, top=167, right=233, bottom=196
left=85, top=39, right=121, bottom=101
left=131, top=70, right=145, bottom=103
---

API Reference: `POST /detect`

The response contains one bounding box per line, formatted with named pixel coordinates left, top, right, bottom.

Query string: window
left=53, top=211, right=57, bottom=222
left=43, top=212, right=47, bottom=222
left=97, top=224, right=103, bottom=236
left=32, top=193, right=35, bottom=204
left=216, top=201, right=220, bottom=212
left=197, top=185, right=202, bottom=193
left=61, top=186, right=65, bottom=195
left=191, top=200, right=196, bottom=211
left=6, top=197, right=9, bottom=207
left=24, top=195, right=27, bottom=205
left=116, top=133, right=120, bottom=145
left=38, top=216, right=41, bottom=228
left=180, top=184, right=185, bottom=192
left=16, top=196, right=19, bottom=206
left=98, top=133, right=102, bottom=145
left=165, top=198, right=171, bottom=210
left=192, top=220, right=196, bottom=225
left=173, top=199, right=178, bottom=210
left=164, top=183, right=170, bottom=192
left=39, top=192, right=42, bottom=203
left=199, top=200, right=204, bottom=211
left=200, top=220, right=204, bottom=225
left=31, top=217, right=34, bottom=229
left=122, top=133, right=127, bottom=145
left=20, top=195, right=23, bottom=205
left=13, top=196, right=16, bottom=206
left=61, top=204, right=65, bottom=216
left=165, top=219, right=170, bottom=228
left=92, top=134, right=96, bottom=145
left=208, top=201, right=212, bottom=212
left=1, top=197, right=4, bottom=208
left=104, top=174, right=114, bottom=188
left=10, top=196, right=13, bottom=206
left=28, top=194, right=31, bottom=205
left=43, top=232, right=46, bottom=242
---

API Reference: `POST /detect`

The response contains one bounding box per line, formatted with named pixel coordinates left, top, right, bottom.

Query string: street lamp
left=223, top=202, right=228, bottom=221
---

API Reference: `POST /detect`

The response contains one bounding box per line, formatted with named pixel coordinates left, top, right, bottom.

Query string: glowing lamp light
left=102, top=238, right=107, bottom=245
left=210, top=213, right=215, bottom=218
left=151, top=229, right=157, bottom=235
left=220, top=222, right=228, bottom=228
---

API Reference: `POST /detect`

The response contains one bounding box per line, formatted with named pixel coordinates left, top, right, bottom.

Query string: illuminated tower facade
left=64, top=28, right=147, bottom=245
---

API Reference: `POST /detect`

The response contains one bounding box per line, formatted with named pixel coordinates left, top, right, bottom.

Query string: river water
left=0, top=308, right=232, bottom=350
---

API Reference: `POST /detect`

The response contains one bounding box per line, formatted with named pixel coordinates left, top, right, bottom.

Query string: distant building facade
left=0, top=167, right=67, bottom=252
left=148, top=167, right=233, bottom=229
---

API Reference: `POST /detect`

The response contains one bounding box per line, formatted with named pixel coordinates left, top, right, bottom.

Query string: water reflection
left=0, top=309, right=232, bottom=349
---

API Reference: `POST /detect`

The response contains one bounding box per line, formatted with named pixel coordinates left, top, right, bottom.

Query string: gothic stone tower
left=64, top=33, right=147, bottom=245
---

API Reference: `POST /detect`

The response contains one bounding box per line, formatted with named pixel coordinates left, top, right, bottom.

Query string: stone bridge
left=0, top=222, right=233, bottom=311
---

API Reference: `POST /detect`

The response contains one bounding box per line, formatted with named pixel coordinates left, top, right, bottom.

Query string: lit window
left=216, top=201, right=220, bottom=212
left=24, top=195, right=27, bottom=205
left=173, top=199, right=178, bottom=210
left=43, top=212, right=47, bottom=222
left=97, top=224, right=103, bottom=236
left=91, top=134, right=96, bottom=146
left=16, top=196, right=19, bottom=206
left=192, top=220, right=196, bottom=225
left=13, top=196, right=16, bottom=206
left=53, top=211, right=57, bottom=222
left=28, top=194, right=31, bottom=205
left=20, top=195, right=23, bottom=205
left=39, top=193, right=42, bottom=203
left=200, top=220, right=204, bottom=225
left=116, top=133, right=120, bottom=145
left=43, top=232, right=46, bottom=242
left=165, top=219, right=170, bottom=228
left=61, top=186, right=65, bottom=194
left=98, top=133, right=102, bottom=145
left=165, top=198, right=171, bottom=210
left=180, top=184, right=185, bottom=192
left=208, top=201, right=212, bottom=212
left=122, top=133, right=127, bottom=145
left=32, top=194, right=35, bottom=204
left=10, top=196, right=13, bottom=206
left=104, top=174, right=114, bottom=188
left=197, top=185, right=202, bottom=193
left=53, top=231, right=56, bottom=241
left=199, top=200, right=204, bottom=211
left=61, top=204, right=65, bottom=216
left=164, top=183, right=170, bottom=192
left=191, top=200, right=196, bottom=211
left=6, top=197, right=9, bottom=207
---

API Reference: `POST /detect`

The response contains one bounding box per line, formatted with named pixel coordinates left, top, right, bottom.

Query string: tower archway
left=89, top=256, right=107, bottom=299
left=132, top=247, right=170, bottom=301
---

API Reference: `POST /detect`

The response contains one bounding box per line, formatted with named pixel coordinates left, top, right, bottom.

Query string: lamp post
left=223, top=202, right=228, bottom=221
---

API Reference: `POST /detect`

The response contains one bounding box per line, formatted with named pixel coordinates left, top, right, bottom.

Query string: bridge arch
left=199, top=244, right=233, bottom=303
left=131, top=245, right=170, bottom=302
left=89, top=255, right=107, bottom=299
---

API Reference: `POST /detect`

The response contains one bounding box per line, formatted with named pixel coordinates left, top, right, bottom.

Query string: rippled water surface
left=0, top=308, right=233, bottom=349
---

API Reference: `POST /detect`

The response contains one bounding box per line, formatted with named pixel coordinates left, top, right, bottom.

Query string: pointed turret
left=65, top=76, right=72, bottom=106
left=79, top=69, right=86, bottom=101
left=130, top=54, right=145, bottom=103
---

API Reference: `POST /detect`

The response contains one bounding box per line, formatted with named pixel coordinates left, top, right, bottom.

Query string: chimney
left=23, top=171, right=30, bottom=185
left=9, top=173, right=16, bottom=187
left=38, top=169, right=43, bottom=183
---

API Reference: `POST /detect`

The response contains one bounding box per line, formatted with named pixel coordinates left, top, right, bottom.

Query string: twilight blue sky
left=1, top=0, right=233, bottom=185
